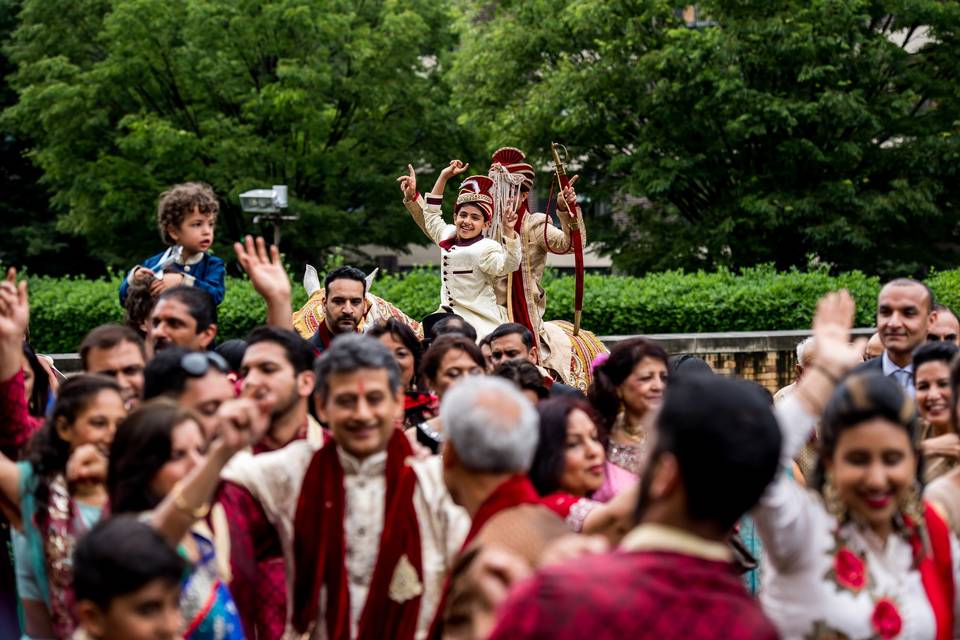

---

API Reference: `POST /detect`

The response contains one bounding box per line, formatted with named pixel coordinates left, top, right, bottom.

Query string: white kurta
left=421, top=194, right=521, bottom=340
left=221, top=440, right=469, bottom=640
left=754, top=396, right=960, bottom=639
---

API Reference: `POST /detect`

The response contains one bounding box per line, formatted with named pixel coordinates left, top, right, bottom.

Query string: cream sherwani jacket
left=404, top=195, right=581, bottom=353
left=221, top=439, right=469, bottom=640
left=415, top=194, right=521, bottom=340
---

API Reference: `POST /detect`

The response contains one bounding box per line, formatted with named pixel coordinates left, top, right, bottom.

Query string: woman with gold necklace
left=587, top=337, right=669, bottom=501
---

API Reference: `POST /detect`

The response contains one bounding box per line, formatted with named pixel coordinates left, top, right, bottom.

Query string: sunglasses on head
left=179, top=351, right=229, bottom=377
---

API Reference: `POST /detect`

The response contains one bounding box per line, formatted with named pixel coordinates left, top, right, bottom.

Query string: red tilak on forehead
left=357, top=378, right=365, bottom=395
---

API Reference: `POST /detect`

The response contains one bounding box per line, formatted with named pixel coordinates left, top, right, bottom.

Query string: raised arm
left=150, top=398, right=267, bottom=546
left=543, top=175, right=586, bottom=253
left=0, top=270, right=33, bottom=447
left=397, top=164, right=430, bottom=237
left=0, top=269, right=27, bottom=385
left=233, top=236, right=294, bottom=331
left=431, top=159, right=469, bottom=197
left=753, top=291, right=865, bottom=570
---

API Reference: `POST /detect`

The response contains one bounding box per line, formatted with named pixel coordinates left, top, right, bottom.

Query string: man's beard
left=328, top=311, right=359, bottom=335
left=269, top=387, right=302, bottom=423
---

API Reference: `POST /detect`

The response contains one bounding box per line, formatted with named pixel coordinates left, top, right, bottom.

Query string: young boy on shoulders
left=401, top=160, right=521, bottom=339
left=119, top=182, right=226, bottom=306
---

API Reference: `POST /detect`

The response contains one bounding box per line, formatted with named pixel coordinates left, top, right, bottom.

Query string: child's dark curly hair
left=156, top=182, right=219, bottom=245
left=124, top=280, right=156, bottom=338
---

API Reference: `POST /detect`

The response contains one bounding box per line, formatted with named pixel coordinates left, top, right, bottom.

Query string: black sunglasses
left=180, top=351, right=229, bottom=377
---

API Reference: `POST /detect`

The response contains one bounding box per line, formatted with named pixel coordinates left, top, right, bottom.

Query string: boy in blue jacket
left=120, top=182, right=226, bottom=306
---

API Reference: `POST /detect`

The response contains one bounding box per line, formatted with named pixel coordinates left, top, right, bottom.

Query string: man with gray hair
left=773, top=336, right=815, bottom=404
left=220, top=334, right=469, bottom=638
left=429, top=377, right=569, bottom=640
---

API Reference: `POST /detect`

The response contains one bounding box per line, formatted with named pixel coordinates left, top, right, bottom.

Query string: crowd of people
left=2, top=165, right=960, bottom=640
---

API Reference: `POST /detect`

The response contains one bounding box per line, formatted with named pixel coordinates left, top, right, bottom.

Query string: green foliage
left=449, top=0, right=960, bottom=278
left=23, top=266, right=921, bottom=353
left=542, top=266, right=881, bottom=334
left=369, top=269, right=443, bottom=322
left=0, top=0, right=100, bottom=275
left=3, top=0, right=478, bottom=274
left=926, top=270, right=960, bottom=314
left=27, top=274, right=309, bottom=353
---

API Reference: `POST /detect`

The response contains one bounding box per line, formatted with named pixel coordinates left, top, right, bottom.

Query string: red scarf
left=314, top=321, right=334, bottom=350
left=916, top=503, right=955, bottom=640
left=292, top=429, right=423, bottom=639
left=541, top=491, right=580, bottom=520
left=404, top=391, right=438, bottom=413
left=439, top=234, right=484, bottom=251
left=427, top=475, right=541, bottom=639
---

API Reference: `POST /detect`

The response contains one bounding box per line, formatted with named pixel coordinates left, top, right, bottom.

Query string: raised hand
left=213, top=398, right=269, bottom=456
left=66, top=444, right=108, bottom=485
left=397, top=164, right=417, bottom=201
left=810, top=290, right=865, bottom=377
left=233, top=235, right=292, bottom=303
left=921, top=433, right=960, bottom=461
left=440, top=159, right=470, bottom=181
left=560, top=175, right=581, bottom=214
left=0, top=268, right=29, bottom=344
left=502, top=201, right=519, bottom=238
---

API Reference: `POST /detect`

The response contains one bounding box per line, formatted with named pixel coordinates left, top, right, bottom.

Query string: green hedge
left=23, top=265, right=957, bottom=353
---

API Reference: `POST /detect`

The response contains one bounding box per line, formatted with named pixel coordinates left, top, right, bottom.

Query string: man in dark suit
left=853, top=278, right=936, bottom=396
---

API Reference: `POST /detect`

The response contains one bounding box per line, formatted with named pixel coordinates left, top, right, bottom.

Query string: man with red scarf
left=218, top=334, right=468, bottom=638
left=430, top=376, right=568, bottom=639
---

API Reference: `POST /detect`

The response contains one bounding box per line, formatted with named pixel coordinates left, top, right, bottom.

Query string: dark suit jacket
left=851, top=355, right=883, bottom=376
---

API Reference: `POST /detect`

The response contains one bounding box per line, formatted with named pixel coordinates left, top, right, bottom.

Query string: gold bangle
left=172, top=483, right=210, bottom=520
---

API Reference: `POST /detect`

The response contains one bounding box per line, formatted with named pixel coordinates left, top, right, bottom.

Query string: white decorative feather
left=303, top=264, right=321, bottom=297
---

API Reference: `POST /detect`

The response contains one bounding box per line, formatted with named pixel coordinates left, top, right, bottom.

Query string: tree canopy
left=2, top=0, right=959, bottom=278
left=2, top=0, right=476, bottom=272
left=449, top=0, right=960, bottom=277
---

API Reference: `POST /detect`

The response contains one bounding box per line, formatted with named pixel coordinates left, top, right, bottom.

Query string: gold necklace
left=616, top=414, right=646, bottom=442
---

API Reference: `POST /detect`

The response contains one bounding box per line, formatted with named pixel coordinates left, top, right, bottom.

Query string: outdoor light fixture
left=239, top=185, right=289, bottom=214
left=239, top=185, right=298, bottom=245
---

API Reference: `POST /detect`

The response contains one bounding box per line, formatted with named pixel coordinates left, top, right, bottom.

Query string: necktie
left=892, top=369, right=914, bottom=396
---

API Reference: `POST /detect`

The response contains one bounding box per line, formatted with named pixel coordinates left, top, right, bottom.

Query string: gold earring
left=900, top=480, right=925, bottom=528
left=823, top=472, right=847, bottom=522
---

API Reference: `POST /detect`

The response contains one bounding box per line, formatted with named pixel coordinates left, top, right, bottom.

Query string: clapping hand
left=397, top=164, right=417, bottom=201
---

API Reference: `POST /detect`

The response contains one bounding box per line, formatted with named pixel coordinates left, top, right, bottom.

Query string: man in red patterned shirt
left=489, top=374, right=783, bottom=640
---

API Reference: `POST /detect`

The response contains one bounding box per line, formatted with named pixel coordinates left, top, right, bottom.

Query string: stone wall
left=601, top=328, right=874, bottom=396
left=50, top=328, right=873, bottom=394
